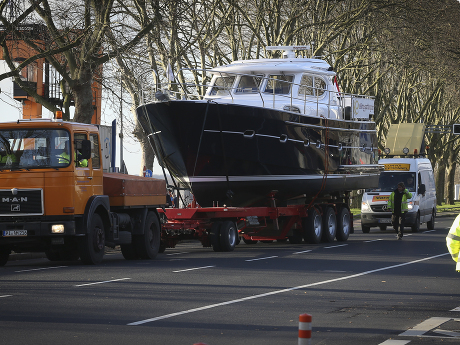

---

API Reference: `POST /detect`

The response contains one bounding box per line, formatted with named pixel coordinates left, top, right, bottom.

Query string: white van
left=360, top=157, right=436, bottom=233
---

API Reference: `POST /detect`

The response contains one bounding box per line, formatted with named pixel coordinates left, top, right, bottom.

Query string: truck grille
left=0, top=189, right=43, bottom=216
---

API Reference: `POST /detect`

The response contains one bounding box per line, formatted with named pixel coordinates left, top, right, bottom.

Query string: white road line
left=167, top=252, right=189, bottom=256
left=364, top=239, right=382, bottom=243
left=15, top=266, right=68, bottom=273
left=378, top=340, right=410, bottom=345
left=450, top=306, right=460, bottom=311
left=323, top=244, right=348, bottom=249
left=75, top=278, right=131, bottom=287
left=127, top=252, right=449, bottom=326
left=399, top=317, right=451, bottom=337
left=245, top=256, right=278, bottom=262
left=173, top=265, right=215, bottom=273
left=292, top=250, right=312, bottom=254
left=423, top=230, right=436, bottom=233
left=0, top=295, right=12, bottom=298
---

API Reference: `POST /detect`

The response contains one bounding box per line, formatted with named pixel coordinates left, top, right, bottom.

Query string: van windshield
left=367, top=172, right=416, bottom=192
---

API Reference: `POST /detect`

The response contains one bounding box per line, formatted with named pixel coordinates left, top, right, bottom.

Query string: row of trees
left=1, top=0, right=460, bottom=203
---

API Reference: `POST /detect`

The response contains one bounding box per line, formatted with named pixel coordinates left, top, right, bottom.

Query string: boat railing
left=140, top=68, right=374, bottom=121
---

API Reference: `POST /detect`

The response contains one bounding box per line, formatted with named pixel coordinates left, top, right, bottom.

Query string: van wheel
left=134, top=211, right=161, bottom=260
left=322, top=207, right=337, bottom=242
left=336, top=207, right=351, bottom=242
left=303, top=208, right=322, bottom=244
left=427, top=209, right=436, bottom=230
left=411, top=213, right=420, bottom=233
left=362, top=225, right=370, bottom=233
left=78, top=213, right=105, bottom=265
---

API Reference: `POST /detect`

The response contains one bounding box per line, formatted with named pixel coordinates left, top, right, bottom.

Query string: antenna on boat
left=266, top=45, right=310, bottom=59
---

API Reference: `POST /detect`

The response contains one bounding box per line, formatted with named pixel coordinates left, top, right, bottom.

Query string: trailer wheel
left=121, top=244, right=139, bottom=260
left=303, top=208, right=322, bottom=244
left=78, top=213, right=105, bottom=265
left=322, top=207, right=337, bottom=242
left=210, top=221, right=222, bottom=251
left=0, top=247, right=10, bottom=266
left=336, top=207, right=351, bottom=242
left=219, top=221, right=237, bottom=252
left=134, top=211, right=161, bottom=260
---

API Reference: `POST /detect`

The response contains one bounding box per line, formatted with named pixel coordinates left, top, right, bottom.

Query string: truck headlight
left=361, top=202, right=370, bottom=212
left=51, top=224, right=65, bottom=233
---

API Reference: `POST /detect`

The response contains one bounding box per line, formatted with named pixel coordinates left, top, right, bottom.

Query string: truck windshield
left=0, top=128, right=70, bottom=169
left=368, top=172, right=416, bottom=192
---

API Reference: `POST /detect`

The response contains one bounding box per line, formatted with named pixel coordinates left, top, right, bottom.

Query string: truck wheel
left=427, top=209, right=436, bottom=230
left=361, top=225, right=371, bottom=233
left=322, top=207, right=337, bottom=242
left=411, top=213, right=420, bottom=233
left=336, top=207, right=351, bottom=242
left=78, top=213, right=105, bottom=265
left=0, top=247, right=10, bottom=266
left=303, top=207, right=322, bottom=244
left=210, top=221, right=222, bottom=251
left=121, top=244, right=139, bottom=260
left=219, top=220, right=237, bottom=252
left=134, top=211, right=161, bottom=260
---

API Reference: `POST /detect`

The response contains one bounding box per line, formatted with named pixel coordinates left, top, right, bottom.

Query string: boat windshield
left=235, top=75, right=263, bottom=93
left=0, top=128, right=71, bottom=170
left=209, top=76, right=236, bottom=96
left=264, top=75, right=294, bottom=95
left=367, top=172, right=416, bottom=192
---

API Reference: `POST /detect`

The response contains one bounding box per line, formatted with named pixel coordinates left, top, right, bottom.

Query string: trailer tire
left=134, top=211, right=161, bottom=260
left=78, top=213, right=105, bottom=265
left=219, top=221, right=237, bottom=252
left=210, top=221, right=222, bottom=251
left=121, top=244, right=139, bottom=260
left=322, top=207, right=337, bottom=242
left=303, top=208, right=322, bottom=244
left=336, top=207, right=351, bottom=242
left=0, top=247, right=10, bottom=266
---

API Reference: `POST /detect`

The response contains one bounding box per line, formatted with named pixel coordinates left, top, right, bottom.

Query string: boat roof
left=210, top=58, right=335, bottom=76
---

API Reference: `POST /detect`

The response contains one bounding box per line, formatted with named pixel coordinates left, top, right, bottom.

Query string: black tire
left=336, top=207, right=351, bottom=242
left=78, top=213, right=105, bottom=265
left=361, top=225, right=371, bottom=233
left=411, top=213, right=420, bottom=233
left=303, top=208, right=323, bottom=244
left=210, top=221, right=222, bottom=251
left=0, top=247, right=10, bottom=266
left=120, top=244, right=139, bottom=260
left=159, top=241, right=167, bottom=253
left=288, top=229, right=303, bottom=244
left=219, top=220, right=237, bottom=252
left=379, top=225, right=387, bottom=231
left=134, top=211, right=161, bottom=260
left=322, top=207, right=337, bottom=242
left=427, top=209, right=436, bottom=230
left=242, top=237, right=258, bottom=244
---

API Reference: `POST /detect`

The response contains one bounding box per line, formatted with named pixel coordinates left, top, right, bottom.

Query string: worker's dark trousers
left=392, top=212, right=406, bottom=237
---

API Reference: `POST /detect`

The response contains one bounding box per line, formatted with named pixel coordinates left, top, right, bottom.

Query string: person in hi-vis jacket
left=387, top=182, right=412, bottom=240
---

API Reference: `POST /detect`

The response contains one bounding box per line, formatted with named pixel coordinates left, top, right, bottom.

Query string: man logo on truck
left=2, top=197, right=27, bottom=203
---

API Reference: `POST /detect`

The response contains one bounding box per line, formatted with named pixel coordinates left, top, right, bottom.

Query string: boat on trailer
left=137, top=46, right=381, bottom=207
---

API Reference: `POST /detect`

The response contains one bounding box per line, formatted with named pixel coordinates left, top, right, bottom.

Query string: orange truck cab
left=0, top=119, right=166, bottom=266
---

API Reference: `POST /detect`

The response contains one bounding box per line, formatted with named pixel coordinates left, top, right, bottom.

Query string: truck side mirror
left=76, top=139, right=92, bottom=160
left=418, top=183, right=426, bottom=195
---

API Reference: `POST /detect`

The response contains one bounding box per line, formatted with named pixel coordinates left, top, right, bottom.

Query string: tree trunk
left=72, top=69, right=95, bottom=124
left=446, top=159, right=456, bottom=205
left=435, top=163, right=446, bottom=205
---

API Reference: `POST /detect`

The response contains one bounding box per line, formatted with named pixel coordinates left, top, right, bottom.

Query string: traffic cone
left=298, top=313, right=312, bottom=345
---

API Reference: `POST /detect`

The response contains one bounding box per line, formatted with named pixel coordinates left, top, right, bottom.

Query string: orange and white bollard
left=298, top=313, right=312, bottom=345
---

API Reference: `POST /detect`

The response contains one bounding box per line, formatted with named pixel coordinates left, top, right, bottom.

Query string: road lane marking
left=399, top=317, right=451, bottom=337
left=364, top=239, right=382, bottom=243
left=128, top=252, right=449, bottom=326
left=323, top=244, right=348, bottom=249
left=0, top=295, right=12, bottom=298
left=173, top=266, right=215, bottom=273
left=245, top=256, right=278, bottom=262
left=292, top=250, right=312, bottom=254
left=75, top=278, right=131, bottom=287
left=167, top=252, right=189, bottom=256
left=15, top=266, right=68, bottom=273
left=450, top=306, right=460, bottom=311
left=423, top=230, right=436, bottom=233
left=378, top=340, right=410, bottom=344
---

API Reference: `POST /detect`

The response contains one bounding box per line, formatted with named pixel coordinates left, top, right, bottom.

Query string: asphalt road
left=0, top=215, right=459, bottom=345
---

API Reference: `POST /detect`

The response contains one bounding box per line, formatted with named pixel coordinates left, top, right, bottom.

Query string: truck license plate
left=2, top=230, right=27, bottom=237
left=378, top=219, right=392, bottom=224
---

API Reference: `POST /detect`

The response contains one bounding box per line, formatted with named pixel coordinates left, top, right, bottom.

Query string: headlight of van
left=407, top=201, right=413, bottom=210
left=361, top=202, right=370, bottom=212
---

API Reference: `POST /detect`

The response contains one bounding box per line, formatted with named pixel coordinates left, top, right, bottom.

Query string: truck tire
left=210, top=221, right=222, bottom=251
left=361, top=225, right=371, bottom=233
left=427, top=209, right=436, bottom=230
left=219, top=220, right=237, bottom=252
left=134, top=211, right=161, bottom=260
left=303, top=208, right=322, bottom=244
left=411, top=213, right=420, bottom=233
left=78, top=213, right=105, bottom=265
left=0, top=247, right=10, bottom=266
left=322, top=207, right=337, bottom=242
left=336, top=207, right=351, bottom=242
left=120, top=244, right=139, bottom=260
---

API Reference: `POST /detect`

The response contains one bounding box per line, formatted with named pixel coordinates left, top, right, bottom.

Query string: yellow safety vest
left=446, top=214, right=460, bottom=272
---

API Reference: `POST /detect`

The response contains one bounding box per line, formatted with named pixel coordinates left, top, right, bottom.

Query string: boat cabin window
left=209, top=76, right=236, bottom=96
left=235, top=75, right=263, bottom=93
left=298, top=74, right=327, bottom=97
left=264, top=75, right=294, bottom=95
